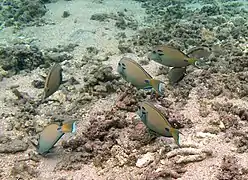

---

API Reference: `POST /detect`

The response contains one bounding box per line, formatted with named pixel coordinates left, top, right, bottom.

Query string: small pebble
left=62, top=11, right=70, bottom=18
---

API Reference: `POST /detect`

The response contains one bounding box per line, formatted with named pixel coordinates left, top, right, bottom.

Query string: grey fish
left=168, top=67, right=186, bottom=84
left=186, top=46, right=212, bottom=60
left=43, top=63, right=63, bottom=100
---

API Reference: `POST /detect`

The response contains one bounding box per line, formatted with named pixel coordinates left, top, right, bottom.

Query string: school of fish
left=35, top=45, right=211, bottom=155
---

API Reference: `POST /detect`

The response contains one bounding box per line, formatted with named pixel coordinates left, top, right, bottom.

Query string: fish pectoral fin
left=57, top=127, right=62, bottom=132
left=144, top=79, right=151, bottom=84
left=143, top=86, right=153, bottom=90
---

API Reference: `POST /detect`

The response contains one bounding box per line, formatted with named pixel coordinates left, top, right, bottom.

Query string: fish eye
left=157, top=49, right=163, bottom=53
left=144, top=79, right=149, bottom=84
left=152, top=50, right=156, bottom=53
left=183, top=59, right=188, bottom=62
left=165, top=127, right=169, bottom=131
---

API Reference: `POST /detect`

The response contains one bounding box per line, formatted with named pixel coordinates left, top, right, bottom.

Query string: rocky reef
left=0, top=0, right=48, bottom=29
left=0, top=0, right=248, bottom=179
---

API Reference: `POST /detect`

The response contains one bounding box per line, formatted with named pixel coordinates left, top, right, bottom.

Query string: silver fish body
left=43, top=63, right=63, bottom=100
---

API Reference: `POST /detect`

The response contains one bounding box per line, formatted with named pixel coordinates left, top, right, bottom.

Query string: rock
left=0, top=139, right=28, bottom=153
left=90, top=13, right=111, bottom=22
left=11, top=162, right=38, bottom=179
left=94, top=85, right=107, bottom=92
left=195, top=132, right=216, bottom=139
left=219, top=121, right=226, bottom=130
left=0, top=135, right=11, bottom=144
left=62, top=11, right=70, bottom=18
left=136, top=152, right=155, bottom=168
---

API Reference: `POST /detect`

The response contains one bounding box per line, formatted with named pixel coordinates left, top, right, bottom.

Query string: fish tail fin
left=150, top=79, right=165, bottom=95
left=187, top=57, right=198, bottom=66
left=71, top=122, right=76, bottom=133
left=169, top=127, right=181, bottom=147
left=58, top=122, right=77, bottom=133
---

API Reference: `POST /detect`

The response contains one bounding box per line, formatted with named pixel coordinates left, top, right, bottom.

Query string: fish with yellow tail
left=34, top=120, right=77, bottom=155
left=137, top=101, right=181, bottom=147
left=148, top=45, right=199, bottom=68
left=42, top=63, right=63, bottom=100
left=117, top=57, right=165, bottom=95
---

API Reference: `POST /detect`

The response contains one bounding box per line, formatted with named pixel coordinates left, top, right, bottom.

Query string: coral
left=216, top=155, right=247, bottom=180
left=0, top=0, right=47, bottom=28
left=0, top=43, right=77, bottom=76
left=166, top=147, right=213, bottom=164
left=90, top=11, right=138, bottom=30
left=0, top=43, right=44, bottom=75
left=82, top=64, right=120, bottom=97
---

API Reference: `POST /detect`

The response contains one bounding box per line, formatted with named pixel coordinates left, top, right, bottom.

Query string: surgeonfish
left=168, top=67, right=186, bottom=84
left=57, top=120, right=77, bottom=133
left=186, top=46, right=212, bottom=60
left=43, top=63, right=63, bottom=100
left=137, top=101, right=181, bottom=146
left=117, top=57, right=165, bottom=95
left=37, top=120, right=77, bottom=155
left=37, top=123, right=64, bottom=155
left=148, top=45, right=198, bottom=68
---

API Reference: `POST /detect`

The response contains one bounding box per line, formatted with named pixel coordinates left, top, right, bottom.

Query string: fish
left=43, top=63, right=63, bottom=100
left=186, top=46, right=212, bottom=60
left=148, top=45, right=198, bottom=68
left=168, top=67, right=186, bottom=84
left=137, top=101, right=181, bottom=146
left=37, top=123, right=64, bottom=155
left=117, top=57, right=165, bottom=95
left=57, top=120, right=77, bottom=133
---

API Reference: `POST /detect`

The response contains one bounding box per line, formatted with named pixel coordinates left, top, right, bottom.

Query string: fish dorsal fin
left=144, top=101, right=173, bottom=128
left=122, top=57, right=153, bottom=79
